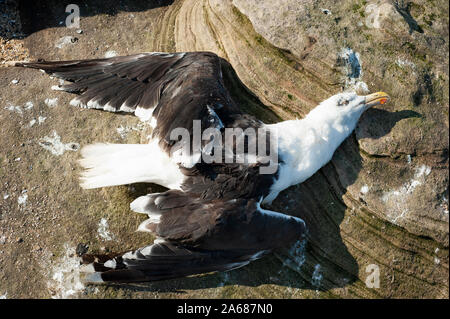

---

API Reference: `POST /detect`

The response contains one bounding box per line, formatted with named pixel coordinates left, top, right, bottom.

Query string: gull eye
left=338, top=99, right=349, bottom=106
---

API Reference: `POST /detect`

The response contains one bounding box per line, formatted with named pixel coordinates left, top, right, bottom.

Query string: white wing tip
left=104, top=260, right=117, bottom=269
left=70, top=98, right=82, bottom=106
left=119, top=103, right=135, bottom=113
left=130, top=195, right=152, bottom=214
left=137, top=218, right=158, bottom=233
left=51, top=85, right=64, bottom=91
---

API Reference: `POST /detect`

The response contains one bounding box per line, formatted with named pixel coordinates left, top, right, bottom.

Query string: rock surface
left=0, top=0, right=448, bottom=298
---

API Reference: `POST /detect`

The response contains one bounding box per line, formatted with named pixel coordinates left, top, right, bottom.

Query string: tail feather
left=78, top=141, right=184, bottom=189
left=79, top=143, right=152, bottom=189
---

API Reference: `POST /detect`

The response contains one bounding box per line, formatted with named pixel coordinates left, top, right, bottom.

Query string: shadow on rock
left=392, top=0, right=424, bottom=34
left=357, top=108, right=422, bottom=140
left=18, top=0, right=174, bottom=37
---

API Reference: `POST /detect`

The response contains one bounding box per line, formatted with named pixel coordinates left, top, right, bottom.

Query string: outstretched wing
left=16, top=52, right=248, bottom=155
left=17, top=52, right=186, bottom=113
left=81, top=190, right=306, bottom=283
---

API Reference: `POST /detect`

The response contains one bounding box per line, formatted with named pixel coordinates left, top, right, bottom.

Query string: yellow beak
left=365, top=92, right=390, bottom=107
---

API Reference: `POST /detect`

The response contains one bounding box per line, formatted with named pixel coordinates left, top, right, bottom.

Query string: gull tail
left=78, top=142, right=183, bottom=189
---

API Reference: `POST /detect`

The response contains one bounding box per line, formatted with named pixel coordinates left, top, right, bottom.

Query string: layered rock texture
left=0, top=0, right=448, bottom=298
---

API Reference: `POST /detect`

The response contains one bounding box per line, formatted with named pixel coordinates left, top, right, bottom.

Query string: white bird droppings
left=439, top=194, right=448, bottom=216
left=38, top=131, right=80, bottom=156
left=11, top=79, right=19, bottom=84
left=382, top=165, right=431, bottom=224
left=104, top=50, right=118, bottom=58
left=396, top=58, right=416, bottom=69
left=360, top=185, right=369, bottom=194
left=338, top=48, right=369, bottom=93
left=5, top=101, right=33, bottom=114
left=18, top=190, right=28, bottom=206
left=29, top=116, right=47, bottom=128
left=47, top=244, right=85, bottom=299
left=44, top=98, right=58, bottom=108
left=55, top=36, right=77, bottom=49
left=0, top=292, right=7, bottom=299
left=38, top=116, right=47, bottom=124
left=311, top=264, right=323, bottom=287
left=116, top=123, right=145, bottom=139
left=5, top=104, right=23, bottom=114
left=279, top=237, right=308, bottom=273
left=24, top=101, right=34, bottom=110
left=98, top=218, right=114, bottom=241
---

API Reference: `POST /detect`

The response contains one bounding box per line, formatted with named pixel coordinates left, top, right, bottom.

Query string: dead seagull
left=14, top=52, right=389, bottom=283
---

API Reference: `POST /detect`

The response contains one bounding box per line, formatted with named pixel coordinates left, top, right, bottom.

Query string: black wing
left=132, top=190, right=303, bottom=250
left=16, top=52, right=250, bottom=154
left=17, top=53, right=186, bottom=112
left=82, top=190, right=306, bottom=283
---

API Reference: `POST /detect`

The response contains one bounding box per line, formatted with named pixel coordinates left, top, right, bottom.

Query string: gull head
left=307, top=91, right=390, bottom=129
left=325, top=91, right=389, bottom=114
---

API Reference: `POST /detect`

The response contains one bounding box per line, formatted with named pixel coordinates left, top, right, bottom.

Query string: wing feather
left=16, top=51, right=253, bottom=167
left=82, top=191, right=306, bottom=283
